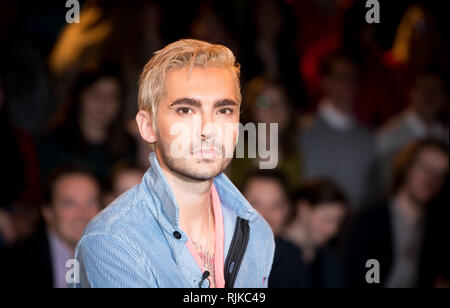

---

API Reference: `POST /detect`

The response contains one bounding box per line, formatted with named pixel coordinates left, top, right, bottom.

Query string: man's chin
left=159, top=148, right=232, bottom=181
left=193, top=156, right=219, bottom=164
left=184, top=165, right=223, bottom=181
left=176, top=159, right=230, bottom=181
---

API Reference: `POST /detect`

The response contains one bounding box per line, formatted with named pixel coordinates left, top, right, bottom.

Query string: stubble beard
left=156, top=135, right=233, bottom=182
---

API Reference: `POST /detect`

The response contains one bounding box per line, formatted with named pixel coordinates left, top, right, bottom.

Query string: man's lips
left=192, top=147, right=220, bottom=159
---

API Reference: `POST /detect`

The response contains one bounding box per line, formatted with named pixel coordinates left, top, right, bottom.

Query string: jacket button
left=173, top=231, right=182, bottom=239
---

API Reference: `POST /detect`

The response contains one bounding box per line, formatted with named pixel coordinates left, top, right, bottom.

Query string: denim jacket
left=73, top=152, right=275, bottom=288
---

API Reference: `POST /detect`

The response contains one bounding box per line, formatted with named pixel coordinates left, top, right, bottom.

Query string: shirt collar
left=141, top=152, right=258, bottom=230
left=47, top=229, right=74, bottom=288
left=47, top=229, right=74, bottom=258
left=318, top=99, right=354, bottom=132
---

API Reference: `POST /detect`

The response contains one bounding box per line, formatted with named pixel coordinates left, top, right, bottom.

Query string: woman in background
left=279, top=179, right=348, bottom=288
left=37, top=64, right=136, bottom=182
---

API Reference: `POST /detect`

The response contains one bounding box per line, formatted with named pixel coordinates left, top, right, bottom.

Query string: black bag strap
left=224, top=217, right=250, bottom=288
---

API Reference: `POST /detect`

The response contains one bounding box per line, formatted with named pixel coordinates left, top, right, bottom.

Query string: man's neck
left=156, top=154, right=213, bottom=234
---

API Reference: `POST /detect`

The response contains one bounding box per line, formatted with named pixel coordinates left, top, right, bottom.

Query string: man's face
left=244, top=177, right=289, bottom=235
left=154, top=66, right=240, bottom=181
left=323, top=60, right=358, bottom=111
left=44, top=174, right=102, bottom=247
left=406, top=147, right=448, bottom=204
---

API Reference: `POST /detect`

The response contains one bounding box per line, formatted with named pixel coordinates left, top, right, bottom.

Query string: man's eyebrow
left=169, top=98, right=201, bottom=108
left=169, top=98, right=238, bottom=109
left=214, top=99, right=238, bottom=108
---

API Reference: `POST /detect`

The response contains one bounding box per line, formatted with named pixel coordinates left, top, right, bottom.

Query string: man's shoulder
left=246, top=211, right=275, bottom=282
left=252, top=213, right=274, bottom=241
left=250, top=211, right=275, bottom=262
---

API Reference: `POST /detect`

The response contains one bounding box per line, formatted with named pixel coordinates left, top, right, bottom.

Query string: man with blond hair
left=73, top=39, right=275, bottom=288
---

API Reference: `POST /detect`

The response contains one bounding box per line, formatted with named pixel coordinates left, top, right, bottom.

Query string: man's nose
left=200, top=113, right=216, bottom=141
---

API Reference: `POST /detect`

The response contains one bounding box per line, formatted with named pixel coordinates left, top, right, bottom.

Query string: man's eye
left=176, top=107, right=193, bottom=114
left=219, top=108, right=233, bottom=115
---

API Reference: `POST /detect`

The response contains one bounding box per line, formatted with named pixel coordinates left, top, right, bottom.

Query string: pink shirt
left=185, top=183, right=225, bottom=288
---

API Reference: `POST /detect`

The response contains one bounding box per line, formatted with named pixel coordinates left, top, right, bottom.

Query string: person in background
left=241, top=0, right=305, bottom=105
left=49, top=0, right=166, bottom=123
left=377, top=68, right=449, bottom=190
left=2, top=164, right=103, bottom=288
left=103, top=160, right=147, bottom=205
left=281, top=179, right=348, bottom=288
left=346, top=139, right=449, bottom=288
left=229, top=76, right=302, bottom=194
left=419, top=173, right=449, bottom=288
left=242, top=170, right=306, bottom=288
left=299, top=51, right=378, bottom=211
left=384, top=5, right=448, bottom=108
left=300, top=1, right=400, bottom=128
left=0, top=71, right=41, bottom=247
left=37, top=64, right=136, bottom=181
left=0, top=0, right=52, bottom=135
left=242, top=170, right=291, bottom=236
left=189, top=2, right=240, bottom=59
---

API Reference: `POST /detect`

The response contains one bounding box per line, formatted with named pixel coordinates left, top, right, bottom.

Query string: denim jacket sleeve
left=75, top=232, right=156, bottom=288
left=263, top=234, right=275, bottom=288
left=260, top=220, right=275, bottom=288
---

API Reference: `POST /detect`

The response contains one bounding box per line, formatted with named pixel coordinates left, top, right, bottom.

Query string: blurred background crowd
left=0, top=0, right=448, bottom=288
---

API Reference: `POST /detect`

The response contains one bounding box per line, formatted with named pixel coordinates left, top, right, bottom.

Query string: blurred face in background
left=403, top=147, right=448, bottom=205
left=113, top=169, right=145, bottom=197
left=43, top=174, right=102, bottom=249
left=411, top=74, right=446, bottom=122
left=244, top=176, right=290, bottom=235
left=253, top=85, right=290, bottom=133
left=79, top=77, right=121, bottom=132
left=255, top=0, right=282, bottom=38
left=190, top=5, right=230, bottom=46
left=297, top=201, right=346, bottom=248
left=323, top=59, right=358, bottom=113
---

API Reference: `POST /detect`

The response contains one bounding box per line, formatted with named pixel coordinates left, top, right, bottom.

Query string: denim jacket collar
left=141, top=152, right=258, bottom=232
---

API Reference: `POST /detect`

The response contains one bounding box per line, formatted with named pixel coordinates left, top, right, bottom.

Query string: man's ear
left=136, top=110, right=157, bottom=144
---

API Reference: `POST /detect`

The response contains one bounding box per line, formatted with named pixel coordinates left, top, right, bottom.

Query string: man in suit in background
left=3, top=164, right=102, bottom=288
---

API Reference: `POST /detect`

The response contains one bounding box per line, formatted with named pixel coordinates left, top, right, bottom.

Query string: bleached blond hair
left=138, top=39, right=241, bottom=127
